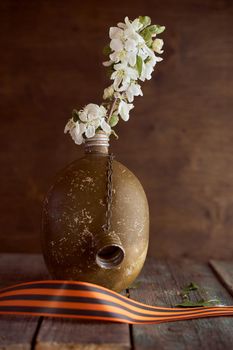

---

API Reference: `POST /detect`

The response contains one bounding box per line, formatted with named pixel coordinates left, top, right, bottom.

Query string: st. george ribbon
left=0, top=280, right=233, bottom=324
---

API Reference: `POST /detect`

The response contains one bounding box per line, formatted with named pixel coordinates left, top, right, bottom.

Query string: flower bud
left=152, top=38, right=164, bottom=54
left=103, top=85, right=114, bottom=100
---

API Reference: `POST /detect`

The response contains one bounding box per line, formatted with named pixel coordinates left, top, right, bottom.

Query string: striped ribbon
left=0, top=280, right=233, bottom=324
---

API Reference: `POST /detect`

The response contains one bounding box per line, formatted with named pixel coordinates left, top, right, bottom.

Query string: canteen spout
left=95, top=232, right=125, bottom=269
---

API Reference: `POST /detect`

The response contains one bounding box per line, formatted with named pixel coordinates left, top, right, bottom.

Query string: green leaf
left=154, top=25, right=166, bottom=35
left=72, top=109, right=79, bottom=122
left=147, top=38, right=153, bottom=48
left=147, top=25, right=157, bottom=35
left=144, top=25, right=165, bottom=37
left=139, top=16, right=151, bottom=29
left=136, top=55, right=143, bottom=76
left=175, top=299, right=222, bottom=308
left=175, top=281, right=222, bottom=308
left=140, top=28, right=153, bottom=47
left=103, top=45, right=112, bottom=55
left=179, top=282, right=199, bottom=300
left=182, top=282, right=199, bottom=293
left=140, top=28, right=151, bottom=42
left=109, top=114, right=119, bottom=127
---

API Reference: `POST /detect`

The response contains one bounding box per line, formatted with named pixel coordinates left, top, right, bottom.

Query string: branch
left=107, top=98, right=118, bottom=122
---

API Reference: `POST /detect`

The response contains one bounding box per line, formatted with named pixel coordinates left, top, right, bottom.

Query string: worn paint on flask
left=41, top=132, right=149, bottom=292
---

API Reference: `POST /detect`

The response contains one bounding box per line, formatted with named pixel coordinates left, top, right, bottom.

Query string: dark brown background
left=0, top=0, right=233, bottom=260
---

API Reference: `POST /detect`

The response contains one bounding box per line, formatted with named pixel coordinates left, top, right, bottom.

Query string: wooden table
left=0, top=254, right=233, bottom=350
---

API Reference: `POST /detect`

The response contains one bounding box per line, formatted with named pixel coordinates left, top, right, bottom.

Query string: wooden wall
left=1, top=0, right=233, bottom=260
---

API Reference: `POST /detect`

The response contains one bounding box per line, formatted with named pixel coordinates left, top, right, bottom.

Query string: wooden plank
left=0, top=253, right=131, bottom=349
left=210, top=260, right=233, bottom=296
left=0, top=253, right=49, bottom=350
left=36, top=292, right=131, bottom=350
left=36, top=318, right=130, bottom=350
left=129, top=258, right=233, bottom=350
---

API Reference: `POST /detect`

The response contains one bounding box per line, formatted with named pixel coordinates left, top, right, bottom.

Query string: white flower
left=125, top=82, right=143, bottom=102
left=152, top=38, right=164, bottom=54
left=125, top=38, right=137, bottom=52
left=108, top=17, right=145, bottom=67
left=110, top=38, right=124, bottom=52
left=124, top=32, right=143, bottom=49
left=71, top=123, right=86, bottom=144
left=103, top=85, right=114, bottom=100
left=65, top=104, right=111, bottom=144
left=118, top=17, right=143, bottom=33
left=111, top=62, right=138, bottom=91
left=125, top=52, right=137, bottom=67
left=100, top=119, right=111, bottom=134
left=126, top=17, right=143, bottom=32
left=66, top=16, right=165, bottom=146
left=79, top=104, right=109, bottom=138
left=64, top=118, right=76, bottom=134
left=64, top=119, right=85, bottom=145
left=109, top=26, right=124, bottom=40
left=79, top=103, right=106, bottom=122
left=140, top=61, right=154, bottom=81
left=140, top=53, right=163, bottom=81
left=124, top=37, right=142, bottom=66
left=137, top=42, right=154, bottom=61
left=118, top=100, right=134, bottom=121
left=109, top=50, right=127, bottom=64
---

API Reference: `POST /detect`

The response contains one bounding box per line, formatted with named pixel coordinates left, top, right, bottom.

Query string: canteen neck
left=84, top=131, right=109, bottom=155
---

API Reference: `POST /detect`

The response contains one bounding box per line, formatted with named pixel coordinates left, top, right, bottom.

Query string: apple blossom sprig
left=65, top=16, right=165, bottom=145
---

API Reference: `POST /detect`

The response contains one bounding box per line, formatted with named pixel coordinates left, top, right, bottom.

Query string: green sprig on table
left=175, top=282, right=222, bottom=307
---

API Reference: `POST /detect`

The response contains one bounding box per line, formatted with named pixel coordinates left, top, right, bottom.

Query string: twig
left=107, top=98, right=118, bottom=122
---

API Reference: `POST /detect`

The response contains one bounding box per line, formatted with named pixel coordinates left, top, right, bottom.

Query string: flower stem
left=107, top=98, right=118, bottom=122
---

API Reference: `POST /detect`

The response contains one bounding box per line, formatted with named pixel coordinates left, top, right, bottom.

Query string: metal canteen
left=41, top=132, right=149, bottom=292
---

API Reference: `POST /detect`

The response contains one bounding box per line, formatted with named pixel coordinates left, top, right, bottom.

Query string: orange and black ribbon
left=0, top=280, right=233, bottom=324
